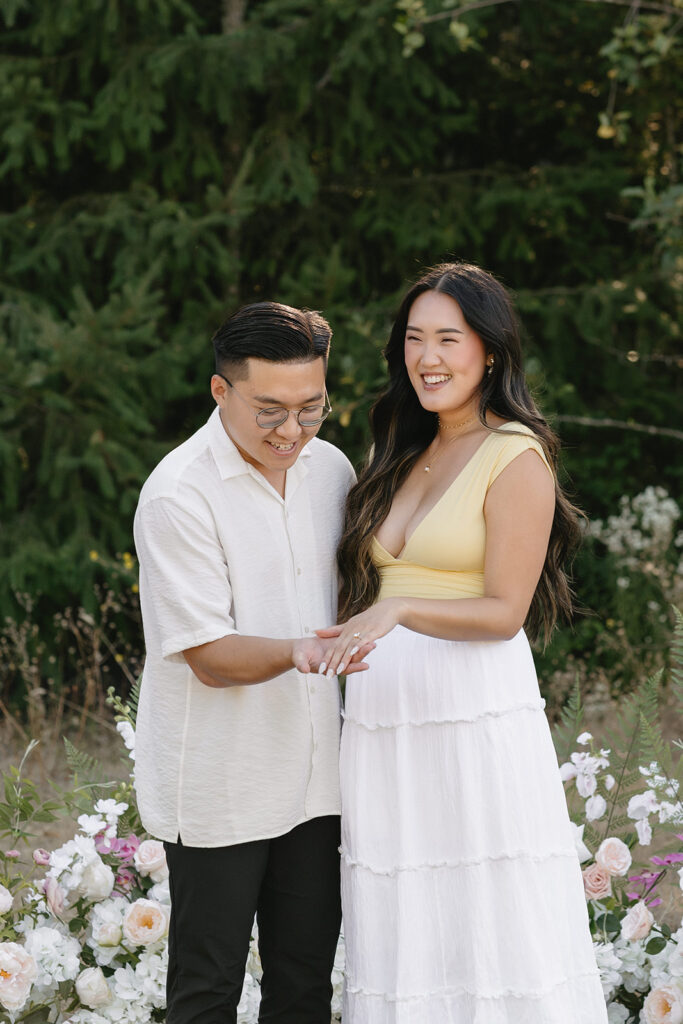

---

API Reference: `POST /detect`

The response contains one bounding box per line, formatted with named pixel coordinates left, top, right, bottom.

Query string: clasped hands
left=291, top=598, right=403, bottom=678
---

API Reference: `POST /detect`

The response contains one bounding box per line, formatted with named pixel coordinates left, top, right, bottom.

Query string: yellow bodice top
left=373, top=423, right=553, bottom=602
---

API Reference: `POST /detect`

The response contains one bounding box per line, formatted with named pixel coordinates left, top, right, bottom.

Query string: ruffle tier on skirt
left=340, top=626, right=607, bottom=1024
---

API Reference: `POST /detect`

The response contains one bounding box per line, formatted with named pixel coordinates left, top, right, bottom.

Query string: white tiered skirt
left=340, top=626, right=607, bottom=1024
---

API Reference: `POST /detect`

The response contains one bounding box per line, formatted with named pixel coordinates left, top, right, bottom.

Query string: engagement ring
left=352, top=632, right=362, bottom=640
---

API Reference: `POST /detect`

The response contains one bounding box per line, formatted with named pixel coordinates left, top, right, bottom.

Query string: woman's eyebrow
left=406, top=325, right=464, bottom=334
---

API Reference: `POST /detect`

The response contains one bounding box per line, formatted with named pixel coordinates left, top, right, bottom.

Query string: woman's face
left=404, top=289, right=488, bottom=419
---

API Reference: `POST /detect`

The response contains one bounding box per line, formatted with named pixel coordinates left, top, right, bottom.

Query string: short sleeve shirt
left=133, top=407, right=355, bottom=847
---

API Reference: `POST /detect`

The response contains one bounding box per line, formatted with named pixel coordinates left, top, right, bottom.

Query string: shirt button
left=310, top=684, right=316, bottom=694
left=297, top=567, right=302, bottom=575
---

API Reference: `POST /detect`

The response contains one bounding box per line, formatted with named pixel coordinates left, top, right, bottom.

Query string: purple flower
left=650, top=853, right=683, bottom=866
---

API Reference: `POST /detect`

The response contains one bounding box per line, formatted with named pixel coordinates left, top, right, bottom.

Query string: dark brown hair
left=212, top=301, right=331, bottom=379
left=337, top=262, right=583, bottom=643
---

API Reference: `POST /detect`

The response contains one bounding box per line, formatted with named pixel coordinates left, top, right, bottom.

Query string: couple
left=133, top=263, right=608, bottom=1024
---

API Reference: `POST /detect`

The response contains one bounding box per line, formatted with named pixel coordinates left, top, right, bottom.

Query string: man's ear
left=210, top=373, right=229, bottom=407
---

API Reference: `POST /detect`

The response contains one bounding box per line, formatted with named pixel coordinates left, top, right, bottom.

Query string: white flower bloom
left=0, top=884, right=12, bottom=914
left=636, top=818, right=653, bottom=845
left=134, top=840, right=168, bottom=883
left=93, top=798, right=128, bottom=817
left=559, top=761, right=577, bottom=781
left=75, top=966, right=112, bottom=1009
left=78, top=814, right=106, bottom=837
left=596, top=837, right=632, bottom=877
left=594, top=941, right=623, bottom=1000
left=0, top=941, right=37, bottom=1012
left=586, top=794, right=607, bottom=821
left=570, top=822, right=592, bottom=863
left=621, top=901, right=654, bottom=942
left=79, top=859, right=115, bottom=903
left=148, top=877, right=171, bottom=906
left=643, top=982, right=683, bottom=1024
left=48, top=834, right=100, bottom=899
left=88, top=898, right=127, bottom=966
left=577, top=772, right=598, bottom=798
left=628, top=791, right=660, bottom=820
left=614, top=936, right=650, bottom=993
left=607, top=1002, right=630, bottom=1023
left=116, top=720, right=136, bottom=756
left=577, top=732, right=593, bottom=745
left=24, top=925, right=81, bottom=990
left=605, top=774, right=616, bottom=791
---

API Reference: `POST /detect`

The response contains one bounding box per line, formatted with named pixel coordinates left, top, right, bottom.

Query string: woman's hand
left=315, top=599, right=404, bottom=678
left=290, top=636, right=376, bottom=675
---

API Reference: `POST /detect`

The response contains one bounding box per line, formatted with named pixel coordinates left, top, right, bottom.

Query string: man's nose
left=275, top=412, right=304, bottom=440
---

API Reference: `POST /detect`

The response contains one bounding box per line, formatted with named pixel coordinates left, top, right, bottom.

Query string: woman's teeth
left=423, top=374, right=451, bottom=384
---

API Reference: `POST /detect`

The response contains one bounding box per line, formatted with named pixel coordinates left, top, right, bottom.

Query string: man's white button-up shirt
left=133, top=408, right=355, bottom=847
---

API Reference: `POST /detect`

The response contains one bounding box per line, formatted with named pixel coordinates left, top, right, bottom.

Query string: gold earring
left=487, top=359, right=494, bottom=376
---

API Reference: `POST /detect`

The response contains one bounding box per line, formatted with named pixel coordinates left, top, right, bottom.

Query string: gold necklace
left=424, top=415, right=477, bottom=473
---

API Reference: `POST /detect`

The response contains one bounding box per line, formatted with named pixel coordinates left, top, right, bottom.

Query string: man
left=133, top=301, right=369, bottom=1024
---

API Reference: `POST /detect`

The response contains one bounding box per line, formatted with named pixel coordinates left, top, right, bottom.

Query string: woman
left=317, top=264, right=607, bottom=1023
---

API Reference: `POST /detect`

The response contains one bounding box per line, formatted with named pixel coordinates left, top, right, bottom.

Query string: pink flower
left=32, top=848, right=50, bottom=867
left=0, top=942, right=37, bottom=1012
left=621, top=900, right=655, bottom=942
left=596, top=837, right=632, bottom=877
left=582, top=863, right=612, bottom=900
left=43, top=876, right=66, bottom=918
left=115, top=868, right=135, bottom=893
left=4, top=851, right=19, bottom=860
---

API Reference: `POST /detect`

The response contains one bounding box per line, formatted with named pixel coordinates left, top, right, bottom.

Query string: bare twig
left=554, top=414, right=683, bottom=441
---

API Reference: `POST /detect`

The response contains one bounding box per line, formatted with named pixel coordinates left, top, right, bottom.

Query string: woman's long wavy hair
left=337, top=262, right=583, bottom=644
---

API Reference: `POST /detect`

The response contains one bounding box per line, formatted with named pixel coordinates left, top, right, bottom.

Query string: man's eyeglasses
left=217, top=373, right=332, bottom=429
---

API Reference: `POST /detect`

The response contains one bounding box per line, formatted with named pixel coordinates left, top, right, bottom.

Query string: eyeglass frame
left=216, top=372, right=332, bottom=429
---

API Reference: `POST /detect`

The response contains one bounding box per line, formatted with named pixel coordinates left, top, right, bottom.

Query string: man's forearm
left=183, top=634, right=295, bottom=687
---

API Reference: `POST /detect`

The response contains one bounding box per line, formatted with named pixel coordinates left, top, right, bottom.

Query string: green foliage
left=0, top=0, right=681, bottom=704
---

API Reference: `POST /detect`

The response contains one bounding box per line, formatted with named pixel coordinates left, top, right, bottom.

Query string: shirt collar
left=206, top=406, right=313, bottom=490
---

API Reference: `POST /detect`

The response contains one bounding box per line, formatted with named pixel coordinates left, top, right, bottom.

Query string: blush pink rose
left=32, top=848, right=50, bottom=867
left=133, top=840, right=168, bottom=883
left=0, top=942, right=37, bottom=1012
left=122, top=898, right=169, bottom=946
left=621, top=900, right=655, bottom=942
left=596, top=836, right=632, bottom=877
left=582, top=863, right=612, bottom=900
left=643, top=984, right=683, bottom=1024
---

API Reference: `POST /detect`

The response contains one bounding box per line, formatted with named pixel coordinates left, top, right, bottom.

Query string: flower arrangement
left=0, top=699, right=345, bottom=1024
left=556, top=608, right=683, bottom=1022
left=1, top=610, right=681, bottom=1023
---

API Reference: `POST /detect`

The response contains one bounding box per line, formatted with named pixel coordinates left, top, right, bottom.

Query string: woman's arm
left=316, top=449, right=555, bottom=676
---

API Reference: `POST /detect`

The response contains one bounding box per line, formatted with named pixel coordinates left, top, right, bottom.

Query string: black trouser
left=164, top=815, right=341, bottom=1024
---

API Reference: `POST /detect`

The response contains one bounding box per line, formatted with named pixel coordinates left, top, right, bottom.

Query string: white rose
left=134, top=840, right=168, bottom=883
left=620, top=901, right=654, bottom=942
left=607, top=1003, right=629, bottom=1023
left=0, top=941, right=37, bottom=1012
left=596, top=837, right=632, bottom=877
left=76, top=966, right=112, bottom=1008
left=79, top=859, right=115, bottom=902
left=123, top=899, right=169, bottom=946
left=643, top=983, right=683, bottom=1024
left=0, top=884, right=12, bottom=914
